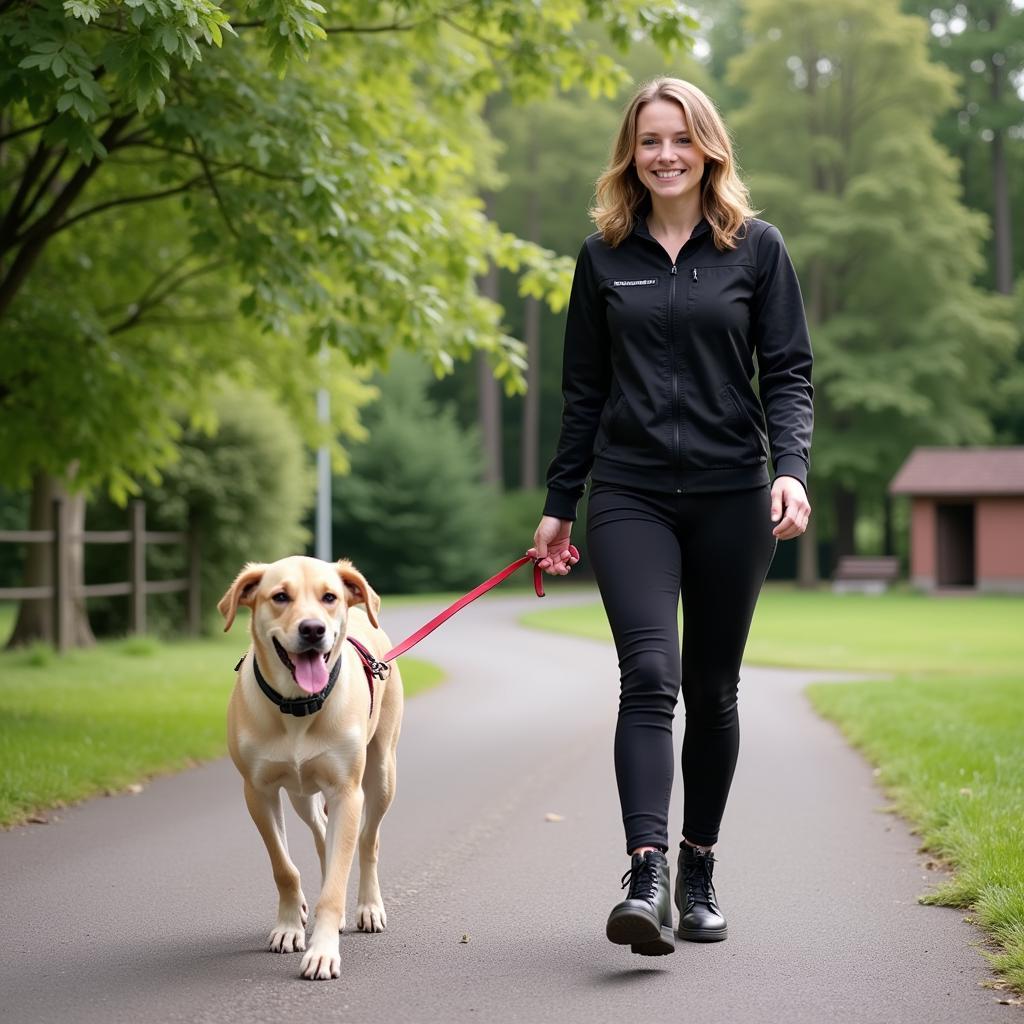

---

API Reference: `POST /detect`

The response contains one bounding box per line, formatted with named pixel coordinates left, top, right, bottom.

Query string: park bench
left=831, top=555, right=901, bottom=594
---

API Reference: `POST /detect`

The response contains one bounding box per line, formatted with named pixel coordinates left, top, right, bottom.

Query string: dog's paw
left=269, top=924, right=306, bottom=954
left=356, top=902, right=387, bottom=933
left=300, top=943, right=341, bottom=980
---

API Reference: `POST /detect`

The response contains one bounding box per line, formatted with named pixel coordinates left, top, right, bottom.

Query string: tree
left=902, top=1, right=1023, bottom=295
left=901, top=1, right=1024, bottom=448
left=727, top=0, right=1017, bottom=579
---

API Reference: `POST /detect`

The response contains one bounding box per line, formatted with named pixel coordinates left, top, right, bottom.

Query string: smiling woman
left=529, top=75, right=814, bottom=956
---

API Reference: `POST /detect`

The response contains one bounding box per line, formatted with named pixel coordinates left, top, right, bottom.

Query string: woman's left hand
left=770, top=476, right=811, bottom=540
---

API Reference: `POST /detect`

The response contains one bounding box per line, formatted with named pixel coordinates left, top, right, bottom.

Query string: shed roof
left=889, top=447, right=1024, bottom=496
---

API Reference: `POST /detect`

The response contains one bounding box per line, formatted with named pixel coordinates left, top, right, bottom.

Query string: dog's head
left=218, top=555, right=380, bottom=695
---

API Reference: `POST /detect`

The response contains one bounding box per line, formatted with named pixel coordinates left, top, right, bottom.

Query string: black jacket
left=543, top=211, right=814, bottom=521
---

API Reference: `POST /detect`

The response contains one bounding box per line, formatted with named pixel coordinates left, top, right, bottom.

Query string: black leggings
left=585, top=480, right=778, bottom=851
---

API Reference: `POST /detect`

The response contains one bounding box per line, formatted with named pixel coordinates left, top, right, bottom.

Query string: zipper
left=670, top=262, right=680, bottom=491
left=632, top=228, right=704, bottom=492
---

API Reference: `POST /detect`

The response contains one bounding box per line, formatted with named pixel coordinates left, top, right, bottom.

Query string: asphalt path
left=0, top=589, right=1012, bottom=1023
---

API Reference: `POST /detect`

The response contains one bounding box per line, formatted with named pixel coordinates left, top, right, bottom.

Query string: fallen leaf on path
left=544, top=813, right=565, bottom=823
left=27, top=814, right=49, bottom=825
left=459, top=934, right=470, bottom=944
left=126, top=784, right=144, bottom=795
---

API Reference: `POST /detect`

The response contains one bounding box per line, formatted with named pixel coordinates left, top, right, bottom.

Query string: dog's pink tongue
left=294, top=651, right=329, bottom=694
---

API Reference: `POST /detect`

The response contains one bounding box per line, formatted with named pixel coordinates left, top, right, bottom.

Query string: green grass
left=0, top=606, right=442, bottom=829
left=520, top=584, right=1023, bottom=676
left=521, top=584, right=1024, bottom=993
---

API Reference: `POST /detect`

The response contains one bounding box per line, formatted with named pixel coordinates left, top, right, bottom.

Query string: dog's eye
left=322, top=593, right=337, bottom=604
left=271, top=592, right=290, bottom=604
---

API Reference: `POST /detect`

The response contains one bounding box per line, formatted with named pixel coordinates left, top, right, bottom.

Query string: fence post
left=186, top=512, right=201, bottom=636
left=52, top=497, right=69, bottom=653
left=130, top=500, right=146, bottom=635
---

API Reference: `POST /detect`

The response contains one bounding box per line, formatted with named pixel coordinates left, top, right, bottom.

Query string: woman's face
left=633, top=99, right=706, bottom=203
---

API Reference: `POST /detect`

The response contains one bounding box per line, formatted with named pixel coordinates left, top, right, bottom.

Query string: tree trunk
left=520, top=294, right=540, bottom=489
left=520, top=137, right=542, bottom=490
left=883, top=493, right=894, bottom=557
left=833, top=486, right=858, bottom=567
left=796, top=513, right=819, bottom=588
left=7, top=469, right=95, bottom=650
left=65, top=487, right=94, bottom=647
left=989, top=47, right=1013, bottom=296
left=476, top=189, right=503, bottom=490
left=475, top=319, right=503, bottom=489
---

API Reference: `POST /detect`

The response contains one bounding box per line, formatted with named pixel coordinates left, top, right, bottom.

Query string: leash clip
left=368, top=656, right=390, bottom=680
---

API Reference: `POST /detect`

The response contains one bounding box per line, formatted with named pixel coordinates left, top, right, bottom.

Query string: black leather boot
left=675, top=842, right=728, bottom=941
left=605, top=850, right=675, bottom=956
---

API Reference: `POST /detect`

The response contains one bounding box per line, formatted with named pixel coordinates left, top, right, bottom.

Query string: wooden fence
left=0, top=499, right=200, bottom=651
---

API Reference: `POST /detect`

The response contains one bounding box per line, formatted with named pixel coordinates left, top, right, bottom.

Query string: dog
left=218, top=555, right=403, bottom=980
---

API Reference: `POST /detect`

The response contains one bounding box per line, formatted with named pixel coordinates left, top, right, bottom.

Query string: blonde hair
left=592, top=77, right=758, bottom=251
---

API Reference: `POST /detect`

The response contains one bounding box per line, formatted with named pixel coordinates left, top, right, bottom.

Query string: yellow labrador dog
left=218, top=555, right=403, bottom=981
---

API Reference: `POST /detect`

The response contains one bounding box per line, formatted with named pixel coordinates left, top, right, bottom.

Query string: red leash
left=379, top=546, right=580, bottom=664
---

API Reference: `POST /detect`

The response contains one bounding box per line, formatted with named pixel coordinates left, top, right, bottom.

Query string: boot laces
left=684, top=851, right=717, bottom=905
left=620, top=855, right=659, bottom=902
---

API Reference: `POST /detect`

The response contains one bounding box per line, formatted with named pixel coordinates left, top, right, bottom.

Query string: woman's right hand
left=528, top=516, right=579, bottom=576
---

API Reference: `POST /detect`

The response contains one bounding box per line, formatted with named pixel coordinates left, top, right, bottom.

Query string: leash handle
left=380, top=545, right=580, bottom=664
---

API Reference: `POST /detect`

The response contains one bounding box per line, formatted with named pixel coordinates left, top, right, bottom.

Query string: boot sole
left=631, top=925, right=676, bottom=956
left=606, top=909, right=675, bottom=955
left=676, top=924, right=728, bottom=942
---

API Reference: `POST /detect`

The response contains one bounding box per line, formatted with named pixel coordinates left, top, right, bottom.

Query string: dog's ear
left=218, top=563, right=268, bottom=632
left=336, top=558, right=380, bottom=628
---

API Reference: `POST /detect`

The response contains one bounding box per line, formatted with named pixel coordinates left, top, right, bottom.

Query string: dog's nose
left=298, top=619, right=327, bottom=644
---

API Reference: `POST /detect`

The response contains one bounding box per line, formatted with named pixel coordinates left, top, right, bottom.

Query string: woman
left=528, top=77, right=813, bottom=957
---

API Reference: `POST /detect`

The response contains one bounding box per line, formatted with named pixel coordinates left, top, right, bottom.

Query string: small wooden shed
left=889, top=446, right=1024, bottom=593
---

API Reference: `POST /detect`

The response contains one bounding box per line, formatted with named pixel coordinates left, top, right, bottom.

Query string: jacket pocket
left=598, top=388, right=648, bottom=452
left=721, top=383, right=767, bottom=461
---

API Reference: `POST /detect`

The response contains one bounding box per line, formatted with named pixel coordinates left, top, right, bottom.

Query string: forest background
left=1, top=0, right=1021, bottom=645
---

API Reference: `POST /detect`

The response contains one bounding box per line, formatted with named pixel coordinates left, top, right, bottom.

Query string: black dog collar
left=243, top=650, right=343, bottom=718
